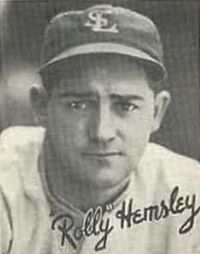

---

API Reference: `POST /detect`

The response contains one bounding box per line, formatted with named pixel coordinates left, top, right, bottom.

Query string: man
left=0, top=4, right=200, bottom=254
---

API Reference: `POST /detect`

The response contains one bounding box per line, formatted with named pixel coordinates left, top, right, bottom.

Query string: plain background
left=0, top=0, right=199, bottom=160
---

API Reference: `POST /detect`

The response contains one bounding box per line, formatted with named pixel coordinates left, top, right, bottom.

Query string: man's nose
left=88, top=104, right=116, bottom=143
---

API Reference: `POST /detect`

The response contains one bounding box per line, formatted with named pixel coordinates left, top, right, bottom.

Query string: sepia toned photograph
left=0, top=1, right=199, bottom=253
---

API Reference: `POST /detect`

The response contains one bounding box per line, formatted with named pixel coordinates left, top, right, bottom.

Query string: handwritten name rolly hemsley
left=51, top=186, right=200, bottom=251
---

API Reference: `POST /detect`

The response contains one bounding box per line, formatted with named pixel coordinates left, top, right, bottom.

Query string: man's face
left=43, top=55, right=158, bottom=189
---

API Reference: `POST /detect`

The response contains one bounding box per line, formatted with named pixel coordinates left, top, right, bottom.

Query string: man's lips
left=82, top=151, right=123, bottom=157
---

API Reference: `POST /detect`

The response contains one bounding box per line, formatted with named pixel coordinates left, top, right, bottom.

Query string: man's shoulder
left=140, top=142, right=200, bottom=187
left=144, top=142, right=200, bottom=169
left=0, top=126, right=45, bottom=167
left=0, top=126, right=45, bottom=197
left=0, top=126, right=45, bottom=151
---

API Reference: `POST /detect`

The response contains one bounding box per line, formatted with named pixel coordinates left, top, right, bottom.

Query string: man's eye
left=68, top=101, right=87, bottom=110
left=114, top=102, right=139, bottom=112
left=67, top=100, right=96, bottom=110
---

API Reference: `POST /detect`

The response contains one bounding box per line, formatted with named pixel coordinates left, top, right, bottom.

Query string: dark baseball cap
left=39, top=4, right=166, bottom=81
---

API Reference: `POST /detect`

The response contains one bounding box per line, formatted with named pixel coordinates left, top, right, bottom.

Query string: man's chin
left=85, top=168, right=130, bottom=190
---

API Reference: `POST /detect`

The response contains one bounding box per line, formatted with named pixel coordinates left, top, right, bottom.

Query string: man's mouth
left=82, top=151, right=123, bottom=157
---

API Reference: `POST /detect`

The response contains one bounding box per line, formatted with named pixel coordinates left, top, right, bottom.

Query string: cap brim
left=39, top=42, right=166, bottom=80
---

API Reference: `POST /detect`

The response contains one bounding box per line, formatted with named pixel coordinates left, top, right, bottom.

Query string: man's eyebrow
left=58, top=92, right=96, bottom=98
left=110, top=94, right=144, bottom=101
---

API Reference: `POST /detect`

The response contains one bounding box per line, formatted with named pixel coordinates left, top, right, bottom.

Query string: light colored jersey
left=0, top=126, right=200, bottom=254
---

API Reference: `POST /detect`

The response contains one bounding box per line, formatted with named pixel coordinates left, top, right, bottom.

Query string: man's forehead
left=53, top=71, right=149, bottom=98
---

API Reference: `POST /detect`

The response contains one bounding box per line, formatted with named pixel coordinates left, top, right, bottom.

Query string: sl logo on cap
left=84, top=9, right=119, bottom=33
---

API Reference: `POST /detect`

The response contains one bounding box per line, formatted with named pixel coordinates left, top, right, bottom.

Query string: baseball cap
left=39, top=4, right=166, bottom=82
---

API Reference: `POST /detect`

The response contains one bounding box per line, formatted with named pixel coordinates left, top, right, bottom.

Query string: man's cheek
left=60, top=124, right=88, bottom=147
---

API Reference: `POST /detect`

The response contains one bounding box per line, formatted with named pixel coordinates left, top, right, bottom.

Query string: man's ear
left=151, top=90, right=171, bottom=133
left=30, top=85, right=49, bottom=126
